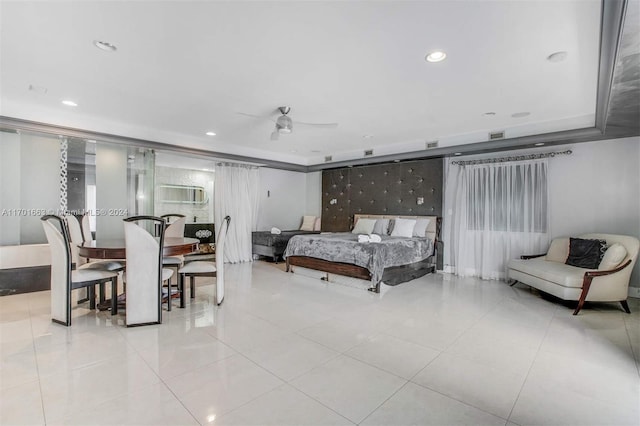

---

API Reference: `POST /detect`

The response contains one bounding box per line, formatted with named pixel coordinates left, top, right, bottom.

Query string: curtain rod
left=451, top=149, right=572, bottom=166
left=216, top=162, right=260, bottom=169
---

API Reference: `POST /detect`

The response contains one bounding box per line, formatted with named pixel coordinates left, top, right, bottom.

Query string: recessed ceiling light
left=425, top=51, right=447, bottom=63
left=205, top=131, right=216, bottom=136
left=61, top=100, right=78, bottom=107
left=362, top=134, right=374, bottom=139
left=511, top=112, right=530, bottom=118
left=454, top=152, right=462, bottom=156
left=483, top=112, right=496, bottom=116
left=547, top=51, right=568, bottom=62
left=534, top=142, right=545, bottom=146
left=311, top=150, right=322, bottom=153
left=93, top=40, right=117, bottom=52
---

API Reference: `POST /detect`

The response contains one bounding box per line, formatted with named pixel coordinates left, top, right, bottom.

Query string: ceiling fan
left=238, top=106, right=338, bottom=140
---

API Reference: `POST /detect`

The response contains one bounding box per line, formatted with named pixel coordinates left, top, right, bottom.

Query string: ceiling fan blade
left=293, top=121, right=339, bottom=128
left=236, top=112, right=276, bottom=122
left=270, top=130, right=279, bottom=141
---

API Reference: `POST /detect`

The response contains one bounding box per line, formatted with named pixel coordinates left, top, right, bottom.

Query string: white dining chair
left=123, top=215, right=175, bottom=326
left=66, top=214, right=126, bottom=306
left=70, top=214, right=126, bottom=272
left=178, top=215, right=230, bottom=306
left=161, top=214, right=186, bottom=287
left=41, top=215, right=119, bottom=326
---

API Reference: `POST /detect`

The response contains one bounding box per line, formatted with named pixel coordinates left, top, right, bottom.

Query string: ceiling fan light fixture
left=276, top=115, right=293, bottom=133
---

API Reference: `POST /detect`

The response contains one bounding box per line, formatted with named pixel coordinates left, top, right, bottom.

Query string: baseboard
left=628, top=286, right=640, bottom=299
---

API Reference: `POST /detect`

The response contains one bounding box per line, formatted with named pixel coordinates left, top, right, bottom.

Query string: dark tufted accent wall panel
left=321, top=159, right=443, bottom=232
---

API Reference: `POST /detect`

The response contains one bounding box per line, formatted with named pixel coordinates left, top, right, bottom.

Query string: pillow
left=390, top=218, right=416, bottom=238
left=545, top=237, right=570, bottom=263
left=598, top=243, right=627, bottom=270
left=352, top=218, right=376, bottom=234
left=300, top=215, right=316, bottom=231
left=372, top=218, right=390, bottom=235
left=313, top=217, right=321, bottom=231
left=565, top=237, right=607, bottom=269
left=412, top=218, right=431, bottom=237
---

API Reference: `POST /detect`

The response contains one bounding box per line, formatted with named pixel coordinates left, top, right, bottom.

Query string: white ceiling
left=0, top=1, right=601, bottom=166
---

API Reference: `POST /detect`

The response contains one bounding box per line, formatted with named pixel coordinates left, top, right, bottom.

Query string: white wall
left=96, top=144, right=128, bottom=239
left=443, top=136, right=640, bottom=289
left=257, top=168, right=310, bottom=231
left=305, top=171, right=322, bottom=218
left=0, top=131, right=21, bottom=245
left=548, top=137, right=640, bottom=288
left=19, top=134, right=60, bottom=244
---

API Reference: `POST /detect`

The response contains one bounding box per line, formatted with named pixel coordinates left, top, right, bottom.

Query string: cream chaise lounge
left=508, top=233, right=639, bottom=315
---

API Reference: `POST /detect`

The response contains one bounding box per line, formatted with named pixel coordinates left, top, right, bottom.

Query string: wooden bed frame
left=286, top=215, right=441, bottom=293
left=252, top=230, right=320, bottom=263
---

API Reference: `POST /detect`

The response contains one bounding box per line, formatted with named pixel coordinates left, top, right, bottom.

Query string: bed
left=252, top=230, right=320, bottom=262
left=284, top=214, right=440, bottom=292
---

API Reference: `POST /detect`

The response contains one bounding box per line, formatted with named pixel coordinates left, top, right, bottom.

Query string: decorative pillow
left=300, top=215, right=316, bottom=231
left=351, top=218, right=377, bottom=234
left=372, top=218, right=390, bottom=235
left=565, top=238, right=607, bottom=269
left=387, top=219, right=395, bottom=235
left=313, top=217, right=321, bottom=231
left=546, top=237, right=570, bottom=262
left=390, top=218, right=416, bottom=238
left=412, top=218, right=431, bottom=237
left=598, top=243, right=627, bottom=270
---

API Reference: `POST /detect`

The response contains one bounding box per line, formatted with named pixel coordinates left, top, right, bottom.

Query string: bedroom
left=1, top=1, right=639, bottom=425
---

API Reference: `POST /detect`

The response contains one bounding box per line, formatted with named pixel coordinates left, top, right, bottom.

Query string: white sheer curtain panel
left=214, top=164, right=260, bottom=263
left=450, top=159, right=549, bottom=280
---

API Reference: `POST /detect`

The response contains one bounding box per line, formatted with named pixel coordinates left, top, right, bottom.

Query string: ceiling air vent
left=364, top=149, right=374, bottom=157
left=426, top=141, right=439, bottom=149
left=489, top=130, right=505, bottom=140
left=324, top=155, right=332, bottom=162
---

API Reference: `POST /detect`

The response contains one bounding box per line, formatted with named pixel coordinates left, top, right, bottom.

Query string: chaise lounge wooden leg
left=573, top=277, right=593, bottom=315
left=620, top=300, right=631, bottom=314
left=509, top=279, right=518, bottom=287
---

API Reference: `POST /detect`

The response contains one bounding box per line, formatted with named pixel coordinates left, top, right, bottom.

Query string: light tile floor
left=1, top=261, right=639, bottom=425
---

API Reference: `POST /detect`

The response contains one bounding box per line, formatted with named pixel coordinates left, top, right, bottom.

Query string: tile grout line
left=212, top=351, right=355, bottom=425
left=27, top=293, right=48, bottom=425
left=504, top=305, right=558, bottom=423
left=622, top=317, right=640, bottom=377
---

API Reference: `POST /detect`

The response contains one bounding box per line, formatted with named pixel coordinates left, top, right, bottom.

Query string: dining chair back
left=65, top=214, right=86, bottom=268
left=161, top=214, right=187, bottom=292
left=177, top=215, right=230, bottom=306
left=161, top=214, right=186, bottom=238
left=41, top=215, right=118, bottom=326
left=123, top=215, right=173, bottom=326
left=74, top=213, right=125, bottom=274
left=215, top=215, right=231, bottom=304
left=80, top=213, right=92, bottom=241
